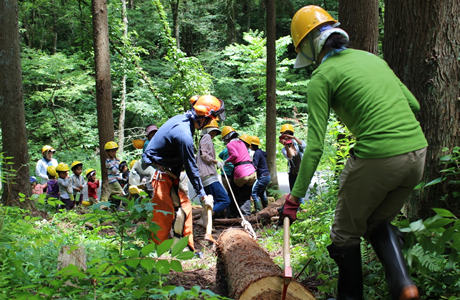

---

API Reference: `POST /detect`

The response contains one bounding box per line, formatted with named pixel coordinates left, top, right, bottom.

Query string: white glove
left=202, top=195, right=214, bottom=210
left=216, top=161, right=224, bottom=169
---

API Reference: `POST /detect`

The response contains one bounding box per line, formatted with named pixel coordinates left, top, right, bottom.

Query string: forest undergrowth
left=1, top=137, right=459, bottom=300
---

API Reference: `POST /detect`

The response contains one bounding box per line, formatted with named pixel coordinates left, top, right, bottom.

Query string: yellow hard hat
left=56, top=163, right=70, bottom=172
left=239, top=134, right=252, bottom=145
left=251, top=136, right=261, bottom=146
left=129, top=185, right=143, bottom=195
left=82, top=200, right=91, bottom=207
left=47, top=166, right=58, bottom=178
left=221, top=126, right=235, bottom=139
left=129, top=160, right=137, bottom=170
left=70, top=161, right=83, bottom=170
left=291, top=5, right=337, bottom=52
left=42, top=145, right=56, bottom=155
left=204, top=119, right=219, bottom=129
left=85, top=168, right=96, bottom=178
left=280, top=124, right=295, bottom=134
left=104, top=141, right=119, bottom=151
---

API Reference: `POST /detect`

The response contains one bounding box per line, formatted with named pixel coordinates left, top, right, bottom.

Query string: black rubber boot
left=261, top=198, right=269, bottom=208
left=369, top=223, right=419, bottom=300
left=254, top=200, right=263, bottom=212
left=327, top=244, right=363, bottom=300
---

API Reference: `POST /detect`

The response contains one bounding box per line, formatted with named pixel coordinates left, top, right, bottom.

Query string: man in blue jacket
left=142, top=95, right=225, bottom=251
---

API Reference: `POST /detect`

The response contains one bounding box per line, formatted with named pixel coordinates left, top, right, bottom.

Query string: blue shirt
left=106, top=158, right=120, bottom=184
left=252, top=149, right=269, bottom=178
left=218, top=148, right=234, bottom=176
left=142, top=139, right=150, bottom=152
left=142, top=114, right=206, bottom=198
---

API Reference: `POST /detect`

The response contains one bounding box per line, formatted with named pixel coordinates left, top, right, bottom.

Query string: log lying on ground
left=217, top=228, right=315, bottom=300
left=213, top=195, right=287, bottom=225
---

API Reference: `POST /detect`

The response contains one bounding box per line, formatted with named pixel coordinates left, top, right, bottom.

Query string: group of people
left=29, top=4, right=428, bottom=299
left=133, top=95, right=293, bottom=251
left=32, top=144, right=131, bottom=210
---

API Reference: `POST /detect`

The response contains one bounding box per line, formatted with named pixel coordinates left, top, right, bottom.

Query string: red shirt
left=87, top=180, right=99, bottom=199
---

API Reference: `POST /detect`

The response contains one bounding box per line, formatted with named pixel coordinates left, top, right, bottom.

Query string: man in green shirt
left=280, top=5, right=427, bottom=300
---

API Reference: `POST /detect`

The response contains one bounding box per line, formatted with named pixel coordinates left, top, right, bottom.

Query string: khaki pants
left=233, top=172, right=256, bottom=187
left=88, top=197, right=99, bottom=205
left=101, top=181, right=124, bottom=203
left=331, top=148, right=426, bottom=247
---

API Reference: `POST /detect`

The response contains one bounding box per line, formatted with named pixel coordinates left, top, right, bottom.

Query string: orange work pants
left=150, top=172, right=195, bottom=251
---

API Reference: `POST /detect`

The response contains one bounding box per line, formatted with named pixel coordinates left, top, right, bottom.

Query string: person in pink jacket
left=222, top=128, right=256, bottom=216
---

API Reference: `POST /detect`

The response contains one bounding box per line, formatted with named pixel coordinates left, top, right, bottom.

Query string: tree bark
left=384, top=0, right=460, bottom=219
left=338, top=0, right=379, bottom=54
left=91, top=0, right=115, bottom=200
left=170, top=0, right=180, bottom=48
left=0, top=0, right=34, bottom=210
left=265, top=0, right=279, bottom=189
left=210, top=196, right=285, bottom=225
left=118, top=0, right=129, bottom=154
left=226, top=0, right=236, bottom=45
left=217, top=229, right=314, bottom=300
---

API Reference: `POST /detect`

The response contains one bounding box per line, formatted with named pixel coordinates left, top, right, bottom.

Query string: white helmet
left=294, top=25, right=349, bottom=68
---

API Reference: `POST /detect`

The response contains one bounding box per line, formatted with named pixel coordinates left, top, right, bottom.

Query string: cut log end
left=218, top=228, right=315, bottom=300
left=240, top=276, right=315, bottom=300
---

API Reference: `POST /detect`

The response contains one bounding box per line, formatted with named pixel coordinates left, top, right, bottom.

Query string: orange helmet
left=190, top=95, right=225, bottom=121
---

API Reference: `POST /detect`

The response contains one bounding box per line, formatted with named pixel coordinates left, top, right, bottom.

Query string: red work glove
left=278, top=194, right=300, bottom=226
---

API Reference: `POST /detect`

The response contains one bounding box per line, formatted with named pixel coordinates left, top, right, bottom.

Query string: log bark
left=214, top=195, right=285, bottom=225
left=217, top=229, right=315, bottom=300
left=193, top=196, right=285, bottom=225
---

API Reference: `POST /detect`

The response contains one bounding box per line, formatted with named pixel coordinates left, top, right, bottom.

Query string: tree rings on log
left=217, top=229, right=315, bottom=300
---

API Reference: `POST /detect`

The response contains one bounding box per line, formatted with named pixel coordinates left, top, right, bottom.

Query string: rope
left=222, top=170, right=257, bottom=239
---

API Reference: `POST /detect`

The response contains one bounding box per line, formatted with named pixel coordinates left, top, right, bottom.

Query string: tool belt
left=141, top=158, right=177, bottom=179
left=234, top=161, right=253, bottom=167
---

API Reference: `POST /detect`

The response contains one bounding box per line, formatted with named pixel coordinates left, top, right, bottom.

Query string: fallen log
left=217, top=228, right=315, bottom=300
left=213, top=195, right=286, bottom=225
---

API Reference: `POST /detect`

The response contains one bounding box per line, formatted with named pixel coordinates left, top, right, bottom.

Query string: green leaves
left=157, top=239, right=174, bottom=256
left=433, top=208, right=456, bottom=218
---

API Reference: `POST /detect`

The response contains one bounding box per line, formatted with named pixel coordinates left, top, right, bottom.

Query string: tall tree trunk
left=226, top=0, right=235, bottom=45
left=118, top=0, right=129, bottom=154
left=0, top=0, right=34, bottom=210
left=91, top=0, right=115, bottom=200
left=384, top=0, right=460, bottom=219
left=52, top=0, right=57, bottom=54
left=338, top=0, right=379, bottom=54
left=265, top=0, right=278, bottom=189
left=170, top=0, right=180, bottom=48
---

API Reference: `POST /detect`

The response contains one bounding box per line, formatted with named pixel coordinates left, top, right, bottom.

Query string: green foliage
left=393, top=209, right=460, bottom=299
left=0, top=193, right=231, bottom=300
left=21, top=47, right=97, bottom=153
left=419, top=147, right=460, bottom=208
left=209, top=30, right=308, bottom=125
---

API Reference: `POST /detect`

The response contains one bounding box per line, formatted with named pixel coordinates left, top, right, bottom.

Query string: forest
left=0, top=0, right=459, bottom=299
